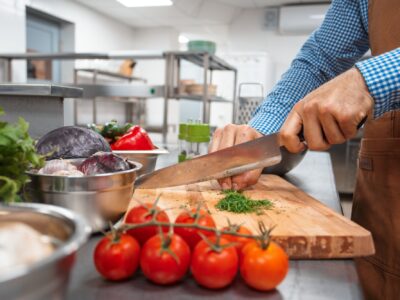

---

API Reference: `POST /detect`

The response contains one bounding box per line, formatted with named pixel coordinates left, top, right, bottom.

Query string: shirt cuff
left=248, top=111, right=285, bottom=135
left=355, top=48, right=400, bottom=118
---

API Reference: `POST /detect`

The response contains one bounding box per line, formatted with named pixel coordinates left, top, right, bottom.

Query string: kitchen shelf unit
left=0, top=51, right=238, bottom=143
left=163, top=51, right=237, bottom=140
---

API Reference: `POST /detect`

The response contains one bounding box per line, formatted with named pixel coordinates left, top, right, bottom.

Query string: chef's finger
left=218, top=177, right=232, bottom=190
left=280, top=110, right=306, bottom=153
left=234, top=125, right=260, bottom=145
left=215, top=125, right=237, bottom=190
left=231, top=168, right=262, bottom=191
left=335, top=110, right=364, bottom=140
left=209, top=127, right=222, bottom=153
left=218, top=124, right=237, bottom=150
left=303, top=105, right=330, bottom=151
left=318, top=113, right=346, bottom=145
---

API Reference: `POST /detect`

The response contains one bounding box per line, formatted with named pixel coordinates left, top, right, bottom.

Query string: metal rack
left=73, top=68, right=147, bottom=125
left=0, top=51, right=237, bottom=143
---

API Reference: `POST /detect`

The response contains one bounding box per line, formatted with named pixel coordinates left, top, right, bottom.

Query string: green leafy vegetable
left=0, top=107, right=44, bottom=202
left=88, top=120, right=133, bottom=143
left=216, top=190, right=273, bottom=214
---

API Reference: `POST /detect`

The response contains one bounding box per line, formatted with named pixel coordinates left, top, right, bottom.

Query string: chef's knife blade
left=135, top=133, right=282, bottom=189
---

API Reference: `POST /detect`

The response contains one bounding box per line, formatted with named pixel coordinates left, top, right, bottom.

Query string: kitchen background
left=0, top=0, right=355, bottom=215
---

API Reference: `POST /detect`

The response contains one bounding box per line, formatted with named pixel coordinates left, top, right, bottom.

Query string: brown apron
left=351, top=1, right=400, bottom=299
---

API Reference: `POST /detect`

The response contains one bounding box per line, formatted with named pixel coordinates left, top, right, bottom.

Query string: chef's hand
left=210, top=124, right=263, bottom=191
left=280, top=68, right=374, bottom=153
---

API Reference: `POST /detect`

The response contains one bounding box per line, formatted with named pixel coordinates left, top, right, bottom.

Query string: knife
left=135, top=132, right=282, bottom=189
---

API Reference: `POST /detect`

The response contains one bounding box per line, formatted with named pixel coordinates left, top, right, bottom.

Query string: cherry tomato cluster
left=93, top=203, right=289, bottom=291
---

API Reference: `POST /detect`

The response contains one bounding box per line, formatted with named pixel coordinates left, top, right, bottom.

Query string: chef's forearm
left=249, top=0, right=370, bottom=134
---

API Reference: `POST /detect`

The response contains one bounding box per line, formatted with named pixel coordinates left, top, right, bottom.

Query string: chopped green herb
left=215, top=190, right=273, bottom=214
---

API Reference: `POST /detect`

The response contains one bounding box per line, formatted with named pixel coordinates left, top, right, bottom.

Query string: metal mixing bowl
left=24, top=159, right=142, bottom=232
left=113, top=148, right=168, bottom=176
left=0, top=203, right=90, bottom=300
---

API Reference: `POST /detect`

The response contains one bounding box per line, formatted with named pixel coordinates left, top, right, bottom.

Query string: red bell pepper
left=111, top=126, right=155, bottom=150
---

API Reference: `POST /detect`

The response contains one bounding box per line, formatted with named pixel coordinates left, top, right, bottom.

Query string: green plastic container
left=178, top=123, right=188, bottom=162
left=186, top=123, right=210, bottom=159
left=178, top=123, right=188, bottom=140
left=188, top=40, right=216, bottom=55
left=186, top=123, right=210, bottom=143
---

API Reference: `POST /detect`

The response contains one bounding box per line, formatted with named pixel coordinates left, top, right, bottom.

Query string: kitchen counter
left=67, top=150, right=363, bottom=300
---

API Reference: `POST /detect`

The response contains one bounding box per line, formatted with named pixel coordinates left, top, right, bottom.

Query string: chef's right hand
left=209, top=124, right=263, bottom=191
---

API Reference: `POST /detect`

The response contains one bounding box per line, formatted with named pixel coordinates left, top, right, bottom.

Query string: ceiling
left=74, top=0, right=330, bottom=30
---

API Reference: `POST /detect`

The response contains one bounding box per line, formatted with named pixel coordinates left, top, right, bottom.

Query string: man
left=210, top=0, right=400, bottom=299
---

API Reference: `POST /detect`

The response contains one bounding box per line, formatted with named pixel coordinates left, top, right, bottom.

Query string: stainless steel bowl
left=113, top=148, right=168, bottom=176
left=24, top=159, right=142, bottom=232
left=0, top=203, right=90, bottom=300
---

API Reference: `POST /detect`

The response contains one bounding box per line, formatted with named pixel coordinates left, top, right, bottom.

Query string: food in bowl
left=0, top=222, right=54, bottom=274
left=35, top=152, right=131, bottom=176
left=36, top=126, right=111, bottom=160
left=111, top=125, right=155, bottom=151
left=25, top=126, right=142, bottom=232
left=88, top=120, right=155, bottom=151
left=78, top=152, right=131, bottom=175
left=88, top=120, right=134, bottom=144
left=38, top=159, right=84, bottom=176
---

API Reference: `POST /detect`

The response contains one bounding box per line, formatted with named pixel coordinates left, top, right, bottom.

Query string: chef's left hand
left=280, top=67, right=374, bottom=153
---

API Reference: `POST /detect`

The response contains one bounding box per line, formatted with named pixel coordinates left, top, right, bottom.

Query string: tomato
left=221, top=225, right=253, bottom=254
left=94, top=233, right=140, bottom=281
left=191, top=237, right=238, bottom=289
left=240, top=241, right=289, bottom=291
left=140, top=233, right=191, bottom=285
left=174, top=209, right=216, bottom=249
left=125, top=204, right=170, bottom=245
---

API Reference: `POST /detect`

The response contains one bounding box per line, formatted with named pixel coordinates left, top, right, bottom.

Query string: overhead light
left=309, top=14, right=325, bottom=20
left=178, top=34, right=189, bottom=44
left=116, top=0, right=173, bottom=7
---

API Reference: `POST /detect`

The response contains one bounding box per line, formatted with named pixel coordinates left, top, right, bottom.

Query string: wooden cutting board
left=128, top=175, right=374, bottom=259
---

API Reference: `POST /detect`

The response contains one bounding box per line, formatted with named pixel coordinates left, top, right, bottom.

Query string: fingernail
left=222, top=183, right=230, bottom=190
left=232, top=183, right=239, bottom=191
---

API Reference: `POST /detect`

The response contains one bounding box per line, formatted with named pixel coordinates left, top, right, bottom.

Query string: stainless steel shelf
left=0, top=52, right=109, bottom=60
left=75, top=68, right=146, bottom=82
left=166, top=51, right=236, bottom=71
left=172, top=94, right=232, bottom=103
left=0, top=52, right=164, bottom=60
left=0, top=83, right=82, bottom=98
left=74, top=84, right=164, bottom=99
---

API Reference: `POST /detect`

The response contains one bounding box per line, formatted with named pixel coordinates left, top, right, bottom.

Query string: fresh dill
left=215, top=190, right=273, bottom=214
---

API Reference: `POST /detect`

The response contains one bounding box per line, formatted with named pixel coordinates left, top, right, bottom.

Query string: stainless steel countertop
left=0, top=84, right=82, bottom=98
left=67, top=150, right=363, bottom=300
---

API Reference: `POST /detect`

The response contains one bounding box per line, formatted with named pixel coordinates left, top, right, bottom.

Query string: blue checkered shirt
left=249, top=0, right=400, bottom=134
